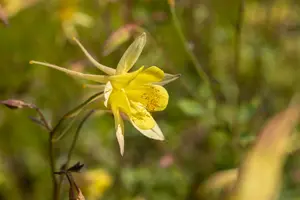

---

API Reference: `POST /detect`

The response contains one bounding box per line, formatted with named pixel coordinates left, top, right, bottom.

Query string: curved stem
left=233, top=0, right=244, bottom=86
left=56, top=110, right=95, bottom=197
left=168, top=3, right=211, bottom=89
left=66, top=110, right=94, bottom=167
left=232, top=0, right=245, bottom=153
left=136, top=27, right=198, bottom=99
left=49, top=136, right=58, bottom=200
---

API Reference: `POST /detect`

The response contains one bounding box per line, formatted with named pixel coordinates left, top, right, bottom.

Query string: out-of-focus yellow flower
left=30, top=33, right=179, bottom=155
left=1, top=0, right=39, bottom=17
left=73, top=169, right=113, bottom=200
left=57, top=0, right=93, bottom=40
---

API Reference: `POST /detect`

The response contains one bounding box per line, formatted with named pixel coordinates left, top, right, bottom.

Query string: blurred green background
left=1, top=0, right=300, bottom=199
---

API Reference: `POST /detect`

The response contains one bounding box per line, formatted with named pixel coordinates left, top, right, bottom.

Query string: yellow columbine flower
left=30, top=33, right=179, bottom=155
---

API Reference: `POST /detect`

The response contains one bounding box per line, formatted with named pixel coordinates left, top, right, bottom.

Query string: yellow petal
left=109, top=67, right=144, bottom=89
left=127, top=66, right=164, bottom=87
left=107, top=87, right=131, bottom=114
left=29, top=60, right=108, bottom=83
left=111, top=105, right=125, bottom=155
left=126, top=85, right=169, bottom=112
left=116, top=32, right=146, bottom=74
left=131, top=120, right=165, bottom=140
left=129, top=102, right=156, bottom=130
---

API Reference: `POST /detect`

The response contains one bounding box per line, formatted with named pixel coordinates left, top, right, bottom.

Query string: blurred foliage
left=1, top=0, right=300, bottom=199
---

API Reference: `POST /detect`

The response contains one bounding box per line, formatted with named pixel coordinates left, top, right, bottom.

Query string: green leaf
left=178, top=99, right=205, bottom=117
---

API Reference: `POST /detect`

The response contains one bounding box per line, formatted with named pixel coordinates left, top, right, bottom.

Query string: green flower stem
left=169, top=3, right=211, bottom=89
left=49, top=137, right=58, bottom=200
left=56, top=110, right=94, bottom=198
left=232, top=0, right=245, bottom=157
left=31, top=106, right=57, bottom=200
left=66, top=110, right=94, bottom=168
left=137, top=27, right=198, bottom=99
left=233, top=0, right=244, bottom=86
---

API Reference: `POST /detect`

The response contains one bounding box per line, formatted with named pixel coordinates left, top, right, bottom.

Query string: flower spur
left=30, top=33, right=179, bottom=155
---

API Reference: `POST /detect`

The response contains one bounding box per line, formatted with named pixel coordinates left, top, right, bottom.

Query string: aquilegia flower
left=30, top=33, right=179, bottom=155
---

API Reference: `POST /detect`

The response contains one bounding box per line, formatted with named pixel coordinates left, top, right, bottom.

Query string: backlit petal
left=111, top=105, right=125, bottom=155
left=104, top=81, right=113, bottom=107
left=126, top=85, right=169, bottom=112
left=155, top=73, right=181, bottom=86
left=127, top=66, right=164, bottom=87
left=131, top=120, right=165, bottom=140
left=129, top=102, right=156, bottom=130
left=30, top=60, right=108, bottom=83
left=116, top=33, right=146, bottom=74
left=116, top=124, right=125, bottom=156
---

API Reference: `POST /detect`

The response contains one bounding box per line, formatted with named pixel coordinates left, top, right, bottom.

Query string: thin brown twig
left=33, top=106, right=52, bottom=132
left=29, top=105, right=57, bottom=200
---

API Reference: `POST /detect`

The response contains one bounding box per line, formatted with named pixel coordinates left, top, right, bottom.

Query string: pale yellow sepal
left=112, top=106, right=125, bottom=156
left=116, top=32, right=146, bottom=74
left=156, top=73, right=181, bottom=86
left=116, top=124, right=124, bottom=156
left=131, top=119, right=164, bottom=140
left=104, top=81, right=113, bottom=108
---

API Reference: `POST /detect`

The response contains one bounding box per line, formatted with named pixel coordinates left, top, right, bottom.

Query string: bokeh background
left=1, top=0, right=300, bottom=199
